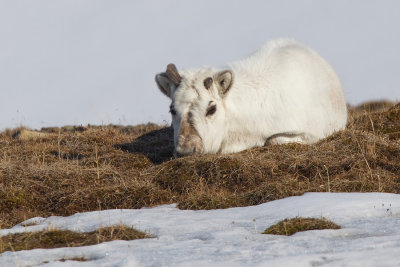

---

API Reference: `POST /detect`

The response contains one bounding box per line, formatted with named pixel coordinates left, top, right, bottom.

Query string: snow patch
left=1, top=193, right=400, bottom=266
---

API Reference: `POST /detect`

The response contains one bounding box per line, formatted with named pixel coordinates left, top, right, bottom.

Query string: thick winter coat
left=155, top=39, right=347, bottom=156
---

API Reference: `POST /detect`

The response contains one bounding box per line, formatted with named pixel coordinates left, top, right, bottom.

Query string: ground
left=0, top=100, right=399, bottom=266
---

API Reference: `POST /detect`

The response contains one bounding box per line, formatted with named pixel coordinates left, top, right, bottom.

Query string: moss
left=263, top=217, right=341, bottom=236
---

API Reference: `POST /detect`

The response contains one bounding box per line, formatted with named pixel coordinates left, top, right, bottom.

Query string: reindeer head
left=155, top=64, right=234, bottom=156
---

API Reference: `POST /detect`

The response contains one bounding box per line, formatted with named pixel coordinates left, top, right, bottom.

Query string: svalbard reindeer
left=155, top=39, right=347, bottom=156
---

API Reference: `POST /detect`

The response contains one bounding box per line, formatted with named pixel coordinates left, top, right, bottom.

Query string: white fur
left=158, top=38, right=347, bottom=155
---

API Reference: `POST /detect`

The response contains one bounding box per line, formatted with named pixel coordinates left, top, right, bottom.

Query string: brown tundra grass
left=0, top=225, right=150, bottom=253
left=263, top=217, right=341, bottom=236
left=0, top=101, right=399, bottom=230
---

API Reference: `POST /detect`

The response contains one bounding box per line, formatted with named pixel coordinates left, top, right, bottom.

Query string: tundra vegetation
left=0, top=100, right=399, bottom=250
left=0, top=225, right=150, bottom=253
left=262, top=217, right=341, bottom=236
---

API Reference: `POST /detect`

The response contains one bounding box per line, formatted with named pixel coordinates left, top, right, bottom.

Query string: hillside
left=0, top=101, right=399, bottom=229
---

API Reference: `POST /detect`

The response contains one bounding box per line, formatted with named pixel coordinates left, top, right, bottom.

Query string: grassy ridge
left=0, top=101, right=399, bottom=229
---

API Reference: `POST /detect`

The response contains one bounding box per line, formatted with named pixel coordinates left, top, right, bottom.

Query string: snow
left=1, top=193, right=400, bottom=266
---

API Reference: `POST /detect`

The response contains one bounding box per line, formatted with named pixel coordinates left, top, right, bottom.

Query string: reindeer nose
left=176, top=135, right=204, bottom=156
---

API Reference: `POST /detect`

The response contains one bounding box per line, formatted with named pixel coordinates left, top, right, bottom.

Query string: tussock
left=0, top=225, right=150, bottom=253
left=0, top=102, right=399, bottom=228
left=263, top=217, right=341, bottom=236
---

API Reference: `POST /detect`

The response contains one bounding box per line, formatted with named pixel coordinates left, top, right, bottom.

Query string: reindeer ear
left=155, top=64, right=182, bottom=98
left=155, top=74, right=173, bottom=98
left=216, top=70, right=233, bottom=97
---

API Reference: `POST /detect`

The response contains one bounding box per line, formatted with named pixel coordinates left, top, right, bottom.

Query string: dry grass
left=0, top=225, right=150, bottom=253
left=262, top=217, right=341, bottom=236
left=0, top=101, right=399, bottom=229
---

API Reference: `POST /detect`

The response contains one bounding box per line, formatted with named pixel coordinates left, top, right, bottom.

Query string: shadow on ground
left=115, top=127, right=175, bottom=164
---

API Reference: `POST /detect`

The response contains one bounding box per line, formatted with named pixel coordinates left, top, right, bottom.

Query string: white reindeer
left=155, top=38, right=347, bottom=156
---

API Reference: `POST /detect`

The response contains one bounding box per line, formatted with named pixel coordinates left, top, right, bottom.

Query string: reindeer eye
left=169, top=105, right=176, bottom=115
left=206, top=105, right=217, bottom=116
